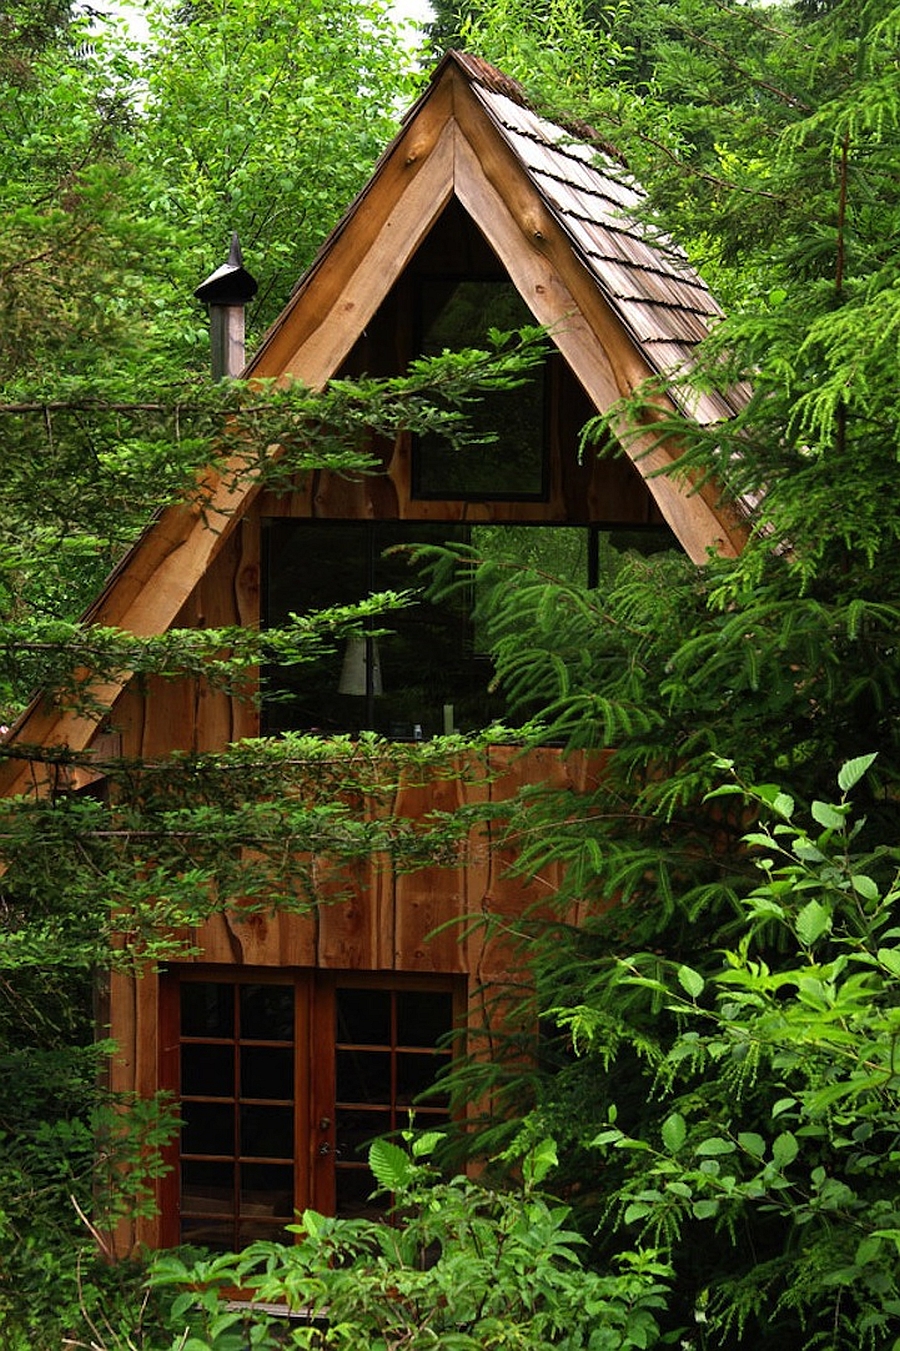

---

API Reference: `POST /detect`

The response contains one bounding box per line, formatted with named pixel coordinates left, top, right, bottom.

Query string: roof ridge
left=447, top=49, right=625, bottom=165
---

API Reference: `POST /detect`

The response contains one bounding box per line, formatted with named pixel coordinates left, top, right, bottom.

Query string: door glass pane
left=238, top=1219, right=292, bottom=1246
left=240, top=984, right=294, bottom=1040
left=182, top=1217, right=234, bottom=1252
left=337, top=988, right=390, bottom=1045
left=182, top=1101, right=234, bottom=1157
left=182, top=1043, right=234, bottom=1097
left=240, top=1104, right=294, bottom=1159
left=336, top=1048, right=391, bottom=1103
left=181, top=983, right=234, bottom=1038
left=335, top=1165, right=380, bottom=1220
left=241, top=1046, right=294, bottom=1100
left=336, top=1107, right=392, bottom=1161
left=240, top=1163, right=295, bottom=1218
left=181, top=1160, right=234, bottom=1214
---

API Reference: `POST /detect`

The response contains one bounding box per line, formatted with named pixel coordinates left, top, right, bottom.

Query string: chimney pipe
left=194, top=233, right=258, bottom=379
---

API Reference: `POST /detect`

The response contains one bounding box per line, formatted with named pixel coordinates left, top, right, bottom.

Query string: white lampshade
left=338, top=636, right=383, bottom=696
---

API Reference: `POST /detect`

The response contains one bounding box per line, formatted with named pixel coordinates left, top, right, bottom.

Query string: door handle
left=318, top=1141, right=332, bottom=1155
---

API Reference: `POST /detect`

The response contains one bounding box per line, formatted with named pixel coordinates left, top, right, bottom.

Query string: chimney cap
left=195, top=232, right=258, bottom=305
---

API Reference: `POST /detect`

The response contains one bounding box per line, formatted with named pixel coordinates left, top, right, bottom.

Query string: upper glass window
left=262, top=521, right=677, bottom=739
left=412, top=279, right=548, bottom=501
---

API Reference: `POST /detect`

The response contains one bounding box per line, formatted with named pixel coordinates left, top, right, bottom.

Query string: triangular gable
left=0, top=50, right=746, bottom=792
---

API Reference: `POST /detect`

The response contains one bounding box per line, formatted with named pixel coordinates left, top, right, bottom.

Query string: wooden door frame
left=158, top=965, right=465, bottom=1247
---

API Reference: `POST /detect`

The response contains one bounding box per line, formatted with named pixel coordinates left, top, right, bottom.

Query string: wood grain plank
left=269, top=125, right=456, bottom=385
left=391, top=769, right=468, bottom=973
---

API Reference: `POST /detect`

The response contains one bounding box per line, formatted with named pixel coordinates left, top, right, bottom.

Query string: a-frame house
left=0, top=51, right=745, bottom=1255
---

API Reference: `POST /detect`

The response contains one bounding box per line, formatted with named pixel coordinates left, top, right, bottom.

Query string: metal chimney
left=194, top=233, right=258, bottom=379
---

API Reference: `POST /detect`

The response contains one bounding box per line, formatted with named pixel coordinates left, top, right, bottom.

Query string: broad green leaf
left=795, top=899, right=831, bottom=946
left=524, top=1136, right=558, bottom=1187
left=743, top=832, right=776, bottom=848
left=855, top=1235, right=881, bottom=1266
left=591, top=1129, right=625, bottom=1147
left=368, top=1138, right=413, bottom=1193
left=838, top=753, right=877, bottom=792
left=677, top=965, right=705, bottom=998
left=692, top=1199, right=719, bottom=1220
left=695, top=1137, right=735, bottom=1156
left=738, top=1132, right=766, bottom=1159
left=878, top=947, right=900, bottom=979
left=661, top=1112, right=686, bottom=1153
left=850, top=874, right=879, bottom=901
left=811, top=799, right=845, bottom=830
left=772, top=1132, right=799, bottom=1170
left=411, top=1131, right=445, bottom=1158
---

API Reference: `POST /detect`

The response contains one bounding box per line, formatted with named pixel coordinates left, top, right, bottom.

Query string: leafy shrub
left=150, top=1134, right=671, bottom=1350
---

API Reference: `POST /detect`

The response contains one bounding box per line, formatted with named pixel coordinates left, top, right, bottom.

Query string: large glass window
left=262, top=520, right=677, bottom=737
left=413, top=279, right=547, bottom=500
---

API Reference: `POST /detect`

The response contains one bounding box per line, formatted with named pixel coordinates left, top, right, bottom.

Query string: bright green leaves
left=771, top=1131, right=799, bottom=1171
left=523, top=1136, right=559, bottom=1188
left=569, top=760, right=900, bottom=1344
left=368, top=1137, right=414, bottom=1193
left=839, top=753, right=879, bottom=793
left=677, top=965, right=705, bottom=999
left=134, top=0, right=417, bottom=346
left=811, top=799, right=848, bottom=832
left=737, top=1132, right=766, bottom=1159
left=795, top=899, right=832, bottom=947
left=877, top=948, right=900, bottom=979
left=150, top=1134, right=671, bottom=1351
left=695, top=1136, right=736, bottom=1157
left=661, top=1112, right=686, bottom=1154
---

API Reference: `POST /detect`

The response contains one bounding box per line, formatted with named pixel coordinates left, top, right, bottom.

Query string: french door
left=158, top=968, right=462, bottom=1250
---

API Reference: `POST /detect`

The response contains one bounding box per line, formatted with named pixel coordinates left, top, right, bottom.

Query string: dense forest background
left=3, top=0, right=900, bottom=1346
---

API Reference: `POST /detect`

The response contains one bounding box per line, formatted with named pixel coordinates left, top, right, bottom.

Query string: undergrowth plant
left=549, top=757, right=900, bottom=1349
left=149, top=1134, right=671, bottom=1350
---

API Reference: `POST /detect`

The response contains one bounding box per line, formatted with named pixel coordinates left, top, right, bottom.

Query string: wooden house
left=0, top=51, right=745, bottom=1255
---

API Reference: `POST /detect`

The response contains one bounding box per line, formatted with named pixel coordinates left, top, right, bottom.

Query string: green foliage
left=0, top=1040, right=177, bottom=1350
left=131, top=0, right=419, bottom=345
left=407, top=19, right=900, bottom=1350
left=551, top=766, right=900, bottom=1346
left=149, top=1136, right=672, bottom=1349
left=0, top=329, right=545, bottom=720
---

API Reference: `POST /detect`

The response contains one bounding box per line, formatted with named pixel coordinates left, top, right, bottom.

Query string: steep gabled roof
left=0, top=50, right=746, bottom=793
